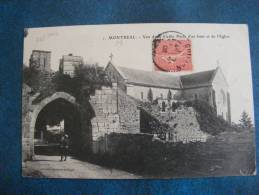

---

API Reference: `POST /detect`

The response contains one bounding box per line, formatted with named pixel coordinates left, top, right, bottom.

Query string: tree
left=23, top=65, right=54, bottom=94
left=239, top=111, right=253, bottom=130
left=166, top=90, right=173, bottom=117
left=167, top=89, right=172, bottom=101
left=171, top=102, right=178, bottom=112
left=23, top=63, right=112, bottom=104
left=147, top=88, right=153, bottom=102
left=73, top=64, right=111, bottom=99
left=52, top=72, right=75, bottom=95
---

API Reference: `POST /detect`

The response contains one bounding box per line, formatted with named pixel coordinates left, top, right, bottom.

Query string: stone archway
left=23, top=92, right=79, bottom=160
left=30, top=92, right=76, bottom=142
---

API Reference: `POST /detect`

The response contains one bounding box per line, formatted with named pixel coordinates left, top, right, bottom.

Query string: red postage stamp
left=152, top=31, right=192, bottom=72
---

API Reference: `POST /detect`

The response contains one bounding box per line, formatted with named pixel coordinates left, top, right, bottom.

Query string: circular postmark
left=152, top=31, right=192, bottom=72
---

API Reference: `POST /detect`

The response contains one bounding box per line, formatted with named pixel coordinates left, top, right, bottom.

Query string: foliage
left=153, top=98, right=158, bottom=105
left=140, top=108, right=169, bottom=135
left=23, top=63, right=112, bottom=103
left=171, top=102, right=180, bottom=112
left=84, top=131, right=255, bottom=177
left=140, top=98, right=240, bottom=136
left=72, top=64, right=112, bottom=102
left=23, top=65, right=40, bottom=92
left=182, top=100, right=241, bottom=135
left=23, top=65, right=55, bottom=98
left=147, top=88, right=153, bottom=102
left=167, top=89, right=172, bottom=101
left=52, top=72, right=76, bottom=95
left=239, top=111, right=253, bottom=130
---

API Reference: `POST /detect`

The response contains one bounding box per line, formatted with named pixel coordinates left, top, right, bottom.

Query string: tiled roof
left=180, top=69, right=216, bottom=88
left=113, top=64, right=217, bottom=89
left=117, top=66, right=182, bottom=89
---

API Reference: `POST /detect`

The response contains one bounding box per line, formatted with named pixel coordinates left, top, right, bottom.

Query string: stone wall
left=118, top=88, right=140, bottom=133
left=140, top=103, right=208, bottom=143
left=90, top=84, right=120, bottom=142
left=168, top=106, right=208, bottom=143
left=22, top=91, right=78, bottom=161
left=22, top=84, right=32, bottom=161
left=23, top=81, right=141, bottom=157
left=90, top=83, right=141, bottom=153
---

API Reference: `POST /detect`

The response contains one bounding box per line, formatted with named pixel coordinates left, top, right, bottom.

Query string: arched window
left=147, top=88, right=153, bottom=102
left=162, top=101, right=166, bottom=112
left=220, top=90, right=226, bottom=105
left=212, top=89, right=216, bottom=108
left=160, top=93, right=163, bottom=99
left=141, top=92, right=143, bottom=100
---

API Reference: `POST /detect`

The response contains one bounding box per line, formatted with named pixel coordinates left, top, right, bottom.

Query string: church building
left=105, top=62, right=231, bottom=123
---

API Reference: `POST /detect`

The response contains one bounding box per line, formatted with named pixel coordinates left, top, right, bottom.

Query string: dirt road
left=23, top=155, right=140, bottom=179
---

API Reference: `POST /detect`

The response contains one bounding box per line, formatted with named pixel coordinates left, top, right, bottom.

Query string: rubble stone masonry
left=90, top=83, right=140, bottom=153
left=22, top=84, right=32, bottom=161
left=142, top=103, right=208, bottom=143
left=118, top=88, right=140, bottom=133
left=90, top=84, right=120, bottom=142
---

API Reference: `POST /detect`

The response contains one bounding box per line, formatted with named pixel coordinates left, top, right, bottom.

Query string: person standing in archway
left=60, top=134, right=69, bottom=161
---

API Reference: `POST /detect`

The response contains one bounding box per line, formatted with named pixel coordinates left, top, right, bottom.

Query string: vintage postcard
left=22, top=23, right=255, bottom=179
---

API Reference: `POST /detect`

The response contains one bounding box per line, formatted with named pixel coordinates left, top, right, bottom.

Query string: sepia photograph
left=22, top=23, right=255, bottom=179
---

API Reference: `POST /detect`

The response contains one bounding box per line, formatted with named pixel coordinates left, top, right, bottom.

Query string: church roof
left=117, top=66, right=182, bottom=89
left=180, top=69, right=217, bottom=88
left=108, top=62, right=219, bottom=89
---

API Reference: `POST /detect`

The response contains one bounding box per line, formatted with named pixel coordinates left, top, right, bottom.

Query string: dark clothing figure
left=60, top=134, right=69, bottom=161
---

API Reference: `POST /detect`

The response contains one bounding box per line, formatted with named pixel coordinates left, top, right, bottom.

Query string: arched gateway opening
left=30, top=92, right=86, bottom=157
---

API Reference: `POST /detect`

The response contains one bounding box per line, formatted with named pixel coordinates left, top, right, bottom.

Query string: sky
left=23, top=23, right=254, bottom=123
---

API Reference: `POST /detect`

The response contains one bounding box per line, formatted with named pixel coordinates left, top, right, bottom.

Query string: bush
left=84, top=132, right=255, bottom=177
left=86, top=133, right=206, bottom=176
left=23, top=64, right=112, bottom=104
left=183, top=100, right=234, bottom=135
left=140, top=108, right=169, bottom=134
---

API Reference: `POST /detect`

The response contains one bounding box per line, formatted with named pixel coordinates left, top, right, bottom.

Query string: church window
left=220, top=90, right=226, bottom=105
left=141, top=92, right=143, bottom=100
left=43, top=57, right=47, bottom=68
left=162, top=101, right=166, bottom=112
left=212, top=90, right=216, bottom=108
left=194, top=93, right=198, bottom=100
left=160, top=93, right=163, bottom=99
left=147, top=88, right=153, bottom=102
